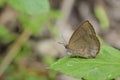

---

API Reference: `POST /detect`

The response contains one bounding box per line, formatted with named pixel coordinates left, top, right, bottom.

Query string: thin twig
left=0, top=29, right=31, bottom=76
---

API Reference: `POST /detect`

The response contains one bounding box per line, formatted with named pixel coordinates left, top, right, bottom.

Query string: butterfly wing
left=67, top=21, right=100, bottom=58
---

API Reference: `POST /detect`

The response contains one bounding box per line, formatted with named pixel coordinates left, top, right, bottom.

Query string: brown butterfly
left=65, top=20, right=100, bottom=58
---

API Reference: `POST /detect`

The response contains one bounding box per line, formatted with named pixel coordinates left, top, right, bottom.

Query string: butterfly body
left=65, top=20, right=100, bottom=58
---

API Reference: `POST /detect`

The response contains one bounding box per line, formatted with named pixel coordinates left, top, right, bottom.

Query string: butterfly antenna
left=58, top=42, right=65, bottom=46
left=58, top=34, right=67, bottom=47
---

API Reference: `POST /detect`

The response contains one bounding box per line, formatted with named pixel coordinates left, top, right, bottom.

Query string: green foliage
left=18, top=10, right=60, bottom=35
left=5, top=65, right=16, bottom=75
left=47, top=11, right=61, bottom=37
left=48, top=10, right=61, bottom=19
left=48, top=24, right=59, bottom=37
left=18, top=15, right=45, bottom=34
left=42, top=56, right=57, bottom=80
left=7, top=0, right=60, bottom=36
left=7, top=73, right=47, bottom=80
left=94, top=5, right=109, bottom=29
left=0, top=0, right=6, bottom=6
left=24, top=73, right=47, bottom=80
left=50, top=45, right=120, bottom=80
left=0, top=26, right=15, bottom=43
left=8, top=0, right=50, bottom=15
left=14, top=42, right=31, bottom=63
left=0, top=0, right=59, bottom=79
left=43, top=56, right=56, bottom=66
left=7, top=0, right=51, bottom=34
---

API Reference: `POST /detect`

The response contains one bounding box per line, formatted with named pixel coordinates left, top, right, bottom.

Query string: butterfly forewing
left=67, top=21, right=100, bottom=58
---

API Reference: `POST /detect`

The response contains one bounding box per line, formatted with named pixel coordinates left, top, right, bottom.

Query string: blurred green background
left=0, top=0, right=120, bottom=80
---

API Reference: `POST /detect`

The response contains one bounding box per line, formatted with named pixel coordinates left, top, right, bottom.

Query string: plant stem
left=0, top=29, right=31, bottom=76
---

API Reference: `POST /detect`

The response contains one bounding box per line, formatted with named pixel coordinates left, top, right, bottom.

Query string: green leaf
left=48, top=24, right=59, bottom=37
left=8, top=0, right=50, bottom=15
left=48, top=10, right=61, bottom=19
left=14, top=42, right=31, bottom=63
left=25, top=73, right=47, bottom=80
left=0, top=0, right=6, bottom=6
left=18, top=14, right=47, bottom=34
left=0, top=26, right=15, bottom=43
left=94, top=5, right=109, bottom=30
left=50, top=45, right=120, bottom=80
left=43, top=56, right=56, bottom=66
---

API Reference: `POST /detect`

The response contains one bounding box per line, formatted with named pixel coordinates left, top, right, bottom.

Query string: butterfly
left=65, top=20, right=100, bottom=58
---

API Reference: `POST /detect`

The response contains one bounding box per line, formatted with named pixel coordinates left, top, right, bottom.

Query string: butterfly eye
left=65, top=45, right=69, bottom=49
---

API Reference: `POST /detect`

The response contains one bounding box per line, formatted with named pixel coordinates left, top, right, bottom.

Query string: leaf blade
left=50, top=45, right=120, bottom=80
